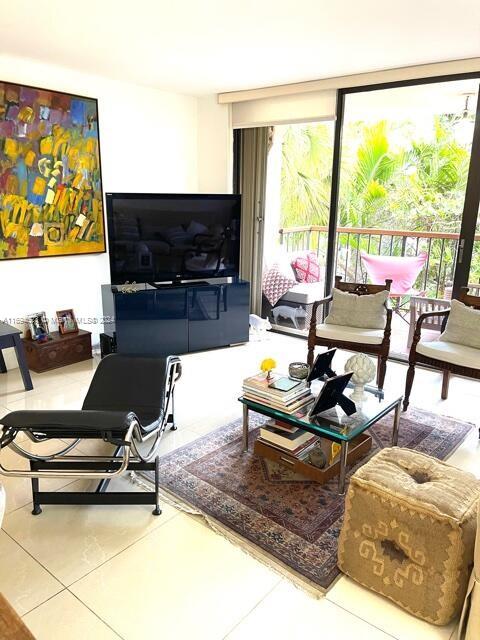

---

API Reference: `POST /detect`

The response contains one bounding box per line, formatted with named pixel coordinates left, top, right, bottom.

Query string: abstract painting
left=0, top=81, right=105, bottom=260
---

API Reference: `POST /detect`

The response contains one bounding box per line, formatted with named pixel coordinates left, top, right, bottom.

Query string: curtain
left=235, top=127, right=272, bottom=315
left=458, top=503, right=480, bottom=639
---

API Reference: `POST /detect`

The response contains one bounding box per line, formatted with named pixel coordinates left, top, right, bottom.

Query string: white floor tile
left=0, top=439, right=79, bottom=515
left=226, top=580, right=394, bottom=639
left=157, top=425, right=200, bottom=454
left=0, top=529, right=62, bottom=616
left=70, top=513, right=280, bottom=640
left=22, top=590, right=120, bottom=640
left=446, top=427, right=480, bottom=477
left=4, top=379, right=90, bottom=411
left=0, top=333, right=478, bottom=640
left=326, top=576, right=456, bottom=640
left=0, top=363, right=90, bottom=407
left=2, top=475, right=178, bottom=586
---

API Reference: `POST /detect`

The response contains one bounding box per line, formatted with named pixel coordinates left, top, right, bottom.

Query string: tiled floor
left=0, top=333, right=478, bottom=640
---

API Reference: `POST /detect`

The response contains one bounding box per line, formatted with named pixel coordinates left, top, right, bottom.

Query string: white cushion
left=316, top=323, right=384, bottom=345
left=325, top=288, right=388, bottom=330
left=417, top=339, right=480, bottom=369
left=440, top=299, right=480, bottom=350
left=282, top=281, right=325, bottom=305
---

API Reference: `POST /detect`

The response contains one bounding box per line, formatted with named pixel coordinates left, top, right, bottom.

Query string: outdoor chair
left=0, top=354, right=182, bottom=516
left=407, top=296, right=451, bottom=348
left=361, top=251, right=428, bottom=320
left=403, top=287, right=480, bottom=412
left=307, top=276, right=392, bottom=390
left=407, top=283, right=480, bottom=348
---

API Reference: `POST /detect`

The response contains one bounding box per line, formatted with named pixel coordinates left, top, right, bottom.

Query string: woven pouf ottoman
left=338, top=447, right=480, bottom=625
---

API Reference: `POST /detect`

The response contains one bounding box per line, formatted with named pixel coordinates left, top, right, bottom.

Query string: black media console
left=101, top=279, right=250, bottom=357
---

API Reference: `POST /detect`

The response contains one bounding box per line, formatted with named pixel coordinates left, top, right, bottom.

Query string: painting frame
left=56, top=308, right=78, bottom=334
left=26, top=311, right=50, bottom=341
left=0, top=80, right=106, bottom=262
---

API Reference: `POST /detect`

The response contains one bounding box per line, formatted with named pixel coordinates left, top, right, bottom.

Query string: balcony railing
left=279, top=225, right=480, bottom=298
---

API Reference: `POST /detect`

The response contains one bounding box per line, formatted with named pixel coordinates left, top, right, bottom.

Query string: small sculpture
left=260, top=357, right=277, bottom=381
left=271, top=305, right=307, bottom=330
left=120, top=281, right=138, bottom=294
left=249, top=314, right=271, bottom=341
left=345, top=353, right=376, bottom=403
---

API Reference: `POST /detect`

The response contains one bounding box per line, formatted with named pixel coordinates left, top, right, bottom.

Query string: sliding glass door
left=453, top=91, right=480, bottom=297
left=260, top=121, right=335, bottom=334
left=235, top=73, right=480, bottom=347
left=330, top=76, right=480, bottom=358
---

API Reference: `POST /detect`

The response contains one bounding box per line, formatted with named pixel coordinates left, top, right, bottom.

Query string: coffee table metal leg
left=392, top=401, right=401, bottom=446
left=339, top=441, right=349, bottom=494
left=242, top=405, right=249, bottom=452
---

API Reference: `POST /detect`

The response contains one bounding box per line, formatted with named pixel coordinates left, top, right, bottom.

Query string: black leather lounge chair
left=0, top=354, right=182, bottom=516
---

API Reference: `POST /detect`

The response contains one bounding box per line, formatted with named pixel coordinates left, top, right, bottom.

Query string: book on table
left=243, top=373, right=305, bottom=397
left=242, top=389, right=313, bottom=413
left=257, top=419, right=339, bottom=465
left=259, top=422, right=318, bottom=452
left=242, top=373, right=313, bottom=413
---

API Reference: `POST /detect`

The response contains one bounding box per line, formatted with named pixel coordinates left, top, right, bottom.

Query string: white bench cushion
left=282, top=281, right=325, bottom=305
left=316, top=323, right=384, bottom=345
left=417, top=339, right=480, bottom=369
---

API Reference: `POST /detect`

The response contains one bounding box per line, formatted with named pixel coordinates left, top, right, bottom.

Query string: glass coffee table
left=239, top=385, right=403, bottom=494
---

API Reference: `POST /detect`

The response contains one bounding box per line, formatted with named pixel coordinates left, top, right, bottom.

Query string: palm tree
left=280, top=123, right=333, bottom=228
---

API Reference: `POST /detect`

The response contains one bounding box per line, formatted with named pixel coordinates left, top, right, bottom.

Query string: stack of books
left=258, top=419, right=319, bottom=459
left=242, top=372, right=313, bottom=414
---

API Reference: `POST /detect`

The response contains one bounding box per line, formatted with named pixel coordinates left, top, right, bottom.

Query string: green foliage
left=280, top=123, right=332, bottom=227
left=278, top=115, right=479, bottom=294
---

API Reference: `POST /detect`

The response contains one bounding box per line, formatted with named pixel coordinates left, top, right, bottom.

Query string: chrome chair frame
left=0, top=355, right=182, bottom=516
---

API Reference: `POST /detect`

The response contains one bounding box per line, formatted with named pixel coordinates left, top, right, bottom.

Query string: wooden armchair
left=307, top=276, right=392, bottom=390
left=403, top=287, right=480, bottom=412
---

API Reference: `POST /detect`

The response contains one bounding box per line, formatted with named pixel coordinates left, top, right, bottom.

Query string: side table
left=0, top=322, right=33, bottom=391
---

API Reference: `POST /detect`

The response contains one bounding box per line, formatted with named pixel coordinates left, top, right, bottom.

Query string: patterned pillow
left=439, top=299, right=480, bottom=350
left=262, top=263, right=297, bottom=306
left=292, top=251, right=320, bottom=283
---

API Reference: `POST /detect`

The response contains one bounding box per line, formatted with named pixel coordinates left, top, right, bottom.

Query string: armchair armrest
left=410, top=309, right=450, bottom=354
left=416, top=309, right=450, bottom=327
left=309, top=295, right=333, bottom=334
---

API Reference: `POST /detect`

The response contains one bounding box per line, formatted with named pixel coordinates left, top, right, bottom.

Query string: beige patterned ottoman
left=338, top=447, right=480, bottom=625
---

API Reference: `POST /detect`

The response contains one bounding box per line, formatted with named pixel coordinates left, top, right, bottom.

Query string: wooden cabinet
left=22, top=330, right=92, bottom=373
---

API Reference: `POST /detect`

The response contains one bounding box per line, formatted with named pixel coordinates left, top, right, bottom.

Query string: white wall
left=0, top=54, right=199, bottom=366
left=197, top=95, right=232, bottom=193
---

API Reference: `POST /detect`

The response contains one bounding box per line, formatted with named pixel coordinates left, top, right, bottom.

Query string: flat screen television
left=105, top=193, right=241, bottom=285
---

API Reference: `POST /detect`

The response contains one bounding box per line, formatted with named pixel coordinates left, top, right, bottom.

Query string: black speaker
left=100, top=332, right=117, bottom=358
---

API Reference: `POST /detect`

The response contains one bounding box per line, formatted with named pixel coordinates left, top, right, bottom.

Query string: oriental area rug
left=141, top=408, right=472, bottom=593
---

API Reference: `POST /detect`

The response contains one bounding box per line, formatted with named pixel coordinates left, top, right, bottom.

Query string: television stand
left=102, top=279, right=250, bottom=356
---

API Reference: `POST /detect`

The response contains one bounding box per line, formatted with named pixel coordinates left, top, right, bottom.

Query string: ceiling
left=1, top=0, right=480, bottom=95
